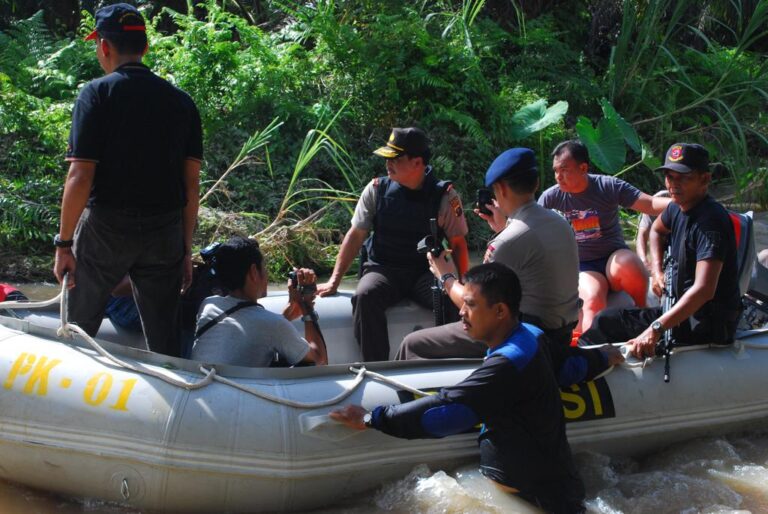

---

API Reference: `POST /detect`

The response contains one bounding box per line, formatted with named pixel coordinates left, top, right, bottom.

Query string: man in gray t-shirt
left=538, top=140, right=671, bottom=332
left=191, top=237, right=327, bottom=367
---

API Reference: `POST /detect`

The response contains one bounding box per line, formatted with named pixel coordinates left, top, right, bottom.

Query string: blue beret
left=484, top=148, right=537, bottom=187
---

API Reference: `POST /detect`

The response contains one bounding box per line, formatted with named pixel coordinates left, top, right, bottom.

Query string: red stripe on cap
left=123, top=25, right=146, bottom=32
left=84, top=30, right=98, bottom=41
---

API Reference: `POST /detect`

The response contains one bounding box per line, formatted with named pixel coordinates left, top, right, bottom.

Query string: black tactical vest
left=364, top=169, right=450, bottom=270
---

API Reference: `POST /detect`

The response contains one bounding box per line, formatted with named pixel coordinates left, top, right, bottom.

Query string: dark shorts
left=578, top=256, right=610, bottom=276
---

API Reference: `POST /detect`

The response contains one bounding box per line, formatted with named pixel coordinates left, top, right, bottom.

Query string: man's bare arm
left=54, top=160, right=96, bottom=287
left=317, top=226, right=368, bottom=296
left=182, top=158, right=201, bottom=292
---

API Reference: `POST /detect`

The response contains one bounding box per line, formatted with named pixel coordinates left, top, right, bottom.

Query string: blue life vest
left=364, top=168, right=451, bottom=270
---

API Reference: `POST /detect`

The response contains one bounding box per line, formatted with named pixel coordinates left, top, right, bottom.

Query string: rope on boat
left=0, top=279, right=410, bottom=407
left=201, top=365, right=369, bottom=408
left=3, top=280, right=768, bottom=402
left=348, top=366, right=428, bottom=396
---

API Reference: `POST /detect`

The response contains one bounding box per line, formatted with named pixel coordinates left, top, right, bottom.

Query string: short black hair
left=406, top=149, right=431, bottom=166
left=100, top=33, right=147, bottom=55
left=463, top=262, right=521, bottom=315
left=499, top=168, right=539, bottom=194
left=212, top=237, right=263, bottom=290
left=552, top=139, right=590, bottom=166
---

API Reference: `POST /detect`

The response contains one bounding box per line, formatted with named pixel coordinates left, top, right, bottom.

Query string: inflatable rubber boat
left=1, top=265, right=767, bottom=513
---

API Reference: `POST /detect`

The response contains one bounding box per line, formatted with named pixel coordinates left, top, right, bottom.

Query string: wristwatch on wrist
left=439, top=272, right=457, bottom=292
left=363, top=411, right=374, bottom=428
left=53, top=234, right=74, bottom=248
left=651, top=320, right=664, bottom=333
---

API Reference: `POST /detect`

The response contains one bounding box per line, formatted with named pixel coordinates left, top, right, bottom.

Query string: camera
left=200, top=242, right=222, bottom=275
left=476, top=188, right=493, bottom=215
left=288, top=271, right=318, bottom=296
left=416, top=235, right=444, bottom=257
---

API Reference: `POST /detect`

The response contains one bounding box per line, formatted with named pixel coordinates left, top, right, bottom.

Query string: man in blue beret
left=397, top=148, right=622, bottom=385
left=53, top=3, right=203, bottom=357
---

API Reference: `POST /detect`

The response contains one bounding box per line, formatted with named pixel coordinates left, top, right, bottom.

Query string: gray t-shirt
left=351, top=170, right=469, bottom=238
left=538, top=174, right=641, bottom=262
left=484, top=201, right=580, bottom=329
left=192, top=295, right=310, bottom=367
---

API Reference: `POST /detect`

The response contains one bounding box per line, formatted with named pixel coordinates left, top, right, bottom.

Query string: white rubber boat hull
left=1, top=313, right=767, bottom=512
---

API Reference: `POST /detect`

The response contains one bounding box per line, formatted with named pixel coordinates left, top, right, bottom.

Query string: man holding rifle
left=580, top=143, right=740, bottom=359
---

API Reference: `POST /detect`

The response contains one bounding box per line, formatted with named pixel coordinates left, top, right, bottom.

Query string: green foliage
left=576, top=100, right=660, bottom=178
left=1, top=0, right=766, bottom=279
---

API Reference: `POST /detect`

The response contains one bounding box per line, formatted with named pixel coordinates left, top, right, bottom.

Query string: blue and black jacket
left=368, top=323, right=584, bottom=502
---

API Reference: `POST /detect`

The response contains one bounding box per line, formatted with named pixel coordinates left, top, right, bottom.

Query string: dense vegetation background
left=1, top=0, right=766, bottom=280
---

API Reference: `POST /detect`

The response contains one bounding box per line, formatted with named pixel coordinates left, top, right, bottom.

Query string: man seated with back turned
left=318, top=127, right=469, bottom=361
left=192, top=237, right=327, bottom=367
left=331, top=263, right=585, bottom=514
left=397, top=148, right=621, bottom=385
left=538, top=140, right=671, bottom=332
left=580, top=143, right=740, bottom=359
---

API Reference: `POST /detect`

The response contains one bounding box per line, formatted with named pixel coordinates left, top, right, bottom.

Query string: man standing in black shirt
left=331, top=263, right=585, bottom=513
left=53, top=3, right=203, bottom=357
left=580, top=143, right=740, bottom=359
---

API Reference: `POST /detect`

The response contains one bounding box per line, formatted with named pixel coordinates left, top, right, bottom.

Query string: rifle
left=416, top=218, right=447, bottom=327
left=658, top=253, right=676, bottom=383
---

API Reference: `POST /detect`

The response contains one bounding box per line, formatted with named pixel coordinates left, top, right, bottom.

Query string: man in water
left=331, top=263, right=585, bottom=514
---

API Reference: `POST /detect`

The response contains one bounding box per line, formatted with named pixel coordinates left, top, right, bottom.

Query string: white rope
left=66, top=323, right=217, bottom=390
left=0, top=292, right=62, bottom=310
left=3, top=279, right=378, bottom=407
left=204, top=365, right=369, bottom=408
left=8, top=280, right=768, bottom=404
left=349, top=366, right=428, bottom=396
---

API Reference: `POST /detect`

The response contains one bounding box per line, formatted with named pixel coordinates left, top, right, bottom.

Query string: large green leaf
left=641, top=144, right=662, bottom=171
left=575, top=115, right=626, bottom=174
left=601, top=99, right=641, bottom=153
left=509, top=99, right=569, bottom=141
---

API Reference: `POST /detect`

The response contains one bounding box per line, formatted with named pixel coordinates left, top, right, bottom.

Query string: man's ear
left=100, top=38, right=110, bottom=57
left=496, top=302, right=510, bottom=320
left=578, top=161, right=589, bottom=174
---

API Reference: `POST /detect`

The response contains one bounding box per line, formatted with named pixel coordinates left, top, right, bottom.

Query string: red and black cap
left=373, top=127, right=430, bottom=159
left=656, top=143, right=710, bottom=174
left=85, top=3, right=146, bottom=41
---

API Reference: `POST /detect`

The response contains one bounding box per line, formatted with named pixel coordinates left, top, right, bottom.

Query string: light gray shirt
left=484, top=201, right=580, bottom=329
left=192, top=295, right=310, bottom=367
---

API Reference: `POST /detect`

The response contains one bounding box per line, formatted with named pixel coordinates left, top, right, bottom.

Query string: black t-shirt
left=67, top=63, right=203, bottom=211
left=660, top=195, right=740, bottom=314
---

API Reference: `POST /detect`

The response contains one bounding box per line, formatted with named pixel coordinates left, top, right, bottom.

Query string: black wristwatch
left=53, top=234, right=74, bottom=248
left=439, top=272, right=457, bottom=292
left=363, top=411, right=374, bottom=428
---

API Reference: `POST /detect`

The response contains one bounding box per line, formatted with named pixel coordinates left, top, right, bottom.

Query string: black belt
left=92, top=204, right=178, bottom=217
